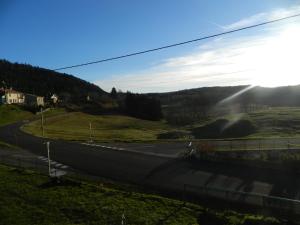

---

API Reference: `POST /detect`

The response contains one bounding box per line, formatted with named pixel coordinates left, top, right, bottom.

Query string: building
left=50, top=94, right=58, bottom=104
left=1, top=89, right=25, bottom=104
left=0, top=88, right=44, bottom=107
left=24, top=93, right=44, bottom=107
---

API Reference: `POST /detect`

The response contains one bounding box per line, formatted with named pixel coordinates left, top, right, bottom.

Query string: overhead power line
left=54, top=13, right=300, bottom=71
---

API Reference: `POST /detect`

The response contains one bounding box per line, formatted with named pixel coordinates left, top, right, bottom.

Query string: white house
left=1, top=89, right=25, bottom=104
left=50, top=94, right=58, bottom=104
left=0, top=88, right=44, bottom=107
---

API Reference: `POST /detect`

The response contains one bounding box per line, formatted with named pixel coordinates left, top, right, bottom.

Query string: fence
left=0, top=153, right=82, bottom=180
left=2, top=152, right=300, bottom=216
left=193, top=138, right=300, bottom=152
left=185, top=183, right=300, bottom=215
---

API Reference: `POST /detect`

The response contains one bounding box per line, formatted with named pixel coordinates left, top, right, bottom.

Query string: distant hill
left=148, top=85, right=300, bottom=125
left=152, top=85, right=300, bottom=107
left=2, top=58, right=300, bottom=120
left=0, top=59, right=107, bottom=104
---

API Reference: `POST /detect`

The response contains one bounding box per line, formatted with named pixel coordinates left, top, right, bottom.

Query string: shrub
left=197, top=210, right=227, bottom=225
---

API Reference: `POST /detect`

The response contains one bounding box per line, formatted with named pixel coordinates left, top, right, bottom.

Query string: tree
left=110, top=87, right=117, bottom=99
left=0, top=59, right=106, bottom=105
left=125, top=93, right=163, bottom=121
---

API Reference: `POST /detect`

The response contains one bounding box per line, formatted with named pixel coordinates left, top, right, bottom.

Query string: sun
left=250, top=25, right=300, bottom=87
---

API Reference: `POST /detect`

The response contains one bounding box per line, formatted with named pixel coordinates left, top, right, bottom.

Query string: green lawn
left=192, top=107, right=300, bottom=140
left=0, top=105, right=33, bottom=127
left=23, top=112, right=173, bottom=142
left=0, top=164, right=280, bottom=225
left=246, top=107, right=300, bottom=138
left=220, top=107, right=300, bottom=138
left=22, top=107, right=300, bottom=142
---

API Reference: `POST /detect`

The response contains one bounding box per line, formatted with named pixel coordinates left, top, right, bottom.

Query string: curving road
left=1, top=122, right=300, bottom=204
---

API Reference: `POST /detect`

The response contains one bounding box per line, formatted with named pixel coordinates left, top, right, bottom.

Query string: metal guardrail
left=2, top=153, right=300, bottom=215
left=0, top=154, right=75, bottom=178
left=185, top=183, right=300, bottom=214
left=192, top=139, right=300, bottom=152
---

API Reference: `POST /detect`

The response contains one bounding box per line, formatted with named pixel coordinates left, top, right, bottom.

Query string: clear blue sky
left=1, top=0, right=300, bottom=92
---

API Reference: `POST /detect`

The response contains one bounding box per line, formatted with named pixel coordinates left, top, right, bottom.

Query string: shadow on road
left=144, top=157, right=300, bottom=200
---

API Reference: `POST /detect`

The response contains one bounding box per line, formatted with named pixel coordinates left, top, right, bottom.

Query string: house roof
left=25, top=93, right=44, bottom=98
left=1, top=88, right=43, bottom=98
left=5, top=89, right=23, bottom=94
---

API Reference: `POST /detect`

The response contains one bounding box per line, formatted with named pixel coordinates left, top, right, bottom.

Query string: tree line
left=0, top=59, right=106, bottom=104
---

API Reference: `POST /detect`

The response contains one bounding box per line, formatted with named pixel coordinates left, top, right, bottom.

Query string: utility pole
left=46, top=141, right=51, bottom=176
left=41, top=107, right=45, bottom=137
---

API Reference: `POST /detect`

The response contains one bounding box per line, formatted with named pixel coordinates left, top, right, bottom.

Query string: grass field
left=245, top=107, right=300, bottom=138
left=192, top=107, right=300, bottom=140
left=0, top=164, right=280, bottom=225
left=0, top=105, right=33, bottom=127
left=23, top=112, right=173, bottom=142
left=22, top=107, right=300, bottom=142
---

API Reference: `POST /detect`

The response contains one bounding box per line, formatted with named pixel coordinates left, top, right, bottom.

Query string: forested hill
left=148, top=85, right=300, bottom=125
left=151, top=85, right=300, bottom=107
left=0, top=59, right=106, bottom=103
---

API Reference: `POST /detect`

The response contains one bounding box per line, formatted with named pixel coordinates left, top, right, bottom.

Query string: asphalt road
left=1, top=122, right=300, bottom=203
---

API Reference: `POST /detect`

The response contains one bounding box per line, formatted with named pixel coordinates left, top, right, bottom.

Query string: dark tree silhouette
left=0, top=59, right=106, bottom=104
left=110, top=87, right=117, bottom=99
left=125, top=92, right=163, bottom=121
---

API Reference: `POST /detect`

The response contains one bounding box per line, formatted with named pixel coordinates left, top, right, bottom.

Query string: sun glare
left=250, top=25, right=300, bottom=87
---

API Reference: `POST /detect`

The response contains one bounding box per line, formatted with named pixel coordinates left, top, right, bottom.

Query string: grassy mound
left=0, top=105, right=33, bottom=127
left=23, top=112, right=171, bottom=142
left=192, top=119, right=256, bottom=139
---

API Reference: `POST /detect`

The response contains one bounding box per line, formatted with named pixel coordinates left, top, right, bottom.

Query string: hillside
left=23, top=112, right=171, bottom=142
left=0, top=59, right=107, bottom=104
left=0, top=105, right=34, bottom=127
left=149, top=85, right=300, bottom=125
left=154, top=85, right=300, bottom=109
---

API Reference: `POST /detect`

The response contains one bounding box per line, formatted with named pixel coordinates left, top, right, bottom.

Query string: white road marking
left=81, top=143, right=176, bottom=158
left=37, top=156, right=69, bottom=169
left=142, top=145, right=155, bottom=148
left=38, top=156, right=48, bottom=161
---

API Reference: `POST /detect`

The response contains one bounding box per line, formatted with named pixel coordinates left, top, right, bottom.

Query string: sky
left=1, top=0, right=300, bottom=93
